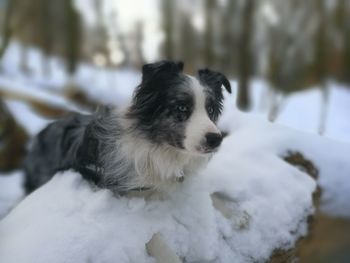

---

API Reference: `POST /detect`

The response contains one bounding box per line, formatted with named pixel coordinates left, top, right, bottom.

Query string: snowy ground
left=0, top=171, right=23, bottom=219
left=0, top=42, right=350, bottom=262
left=1, top=104, right=350, bottom=262
left=0, top=110, right=319, bottom=263
left=0, top=93, right=349, bottom=262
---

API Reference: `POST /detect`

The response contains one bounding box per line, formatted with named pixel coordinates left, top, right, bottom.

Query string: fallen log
left=0, top=89, right=70, bottom=118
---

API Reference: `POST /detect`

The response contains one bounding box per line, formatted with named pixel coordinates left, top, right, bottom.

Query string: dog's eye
left=208, top=106, right=214, bottom=114
left=177, top=105, right=188, bottom=112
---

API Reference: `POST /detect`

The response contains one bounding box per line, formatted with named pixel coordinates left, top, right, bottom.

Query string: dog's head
left=127, top=60, right=231, bottom=155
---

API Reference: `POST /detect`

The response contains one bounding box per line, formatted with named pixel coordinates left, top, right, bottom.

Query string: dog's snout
left=205, top=132, right=223, bottom=149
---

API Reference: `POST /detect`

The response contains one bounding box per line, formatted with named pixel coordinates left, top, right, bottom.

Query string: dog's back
left=24, top=113, right=93, bottom=193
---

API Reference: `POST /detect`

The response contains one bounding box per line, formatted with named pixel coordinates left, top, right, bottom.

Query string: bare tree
left=219, top=0, right=237, bottom=76
left=133, top=21, right=145, bottom=69
left=335, top=0, right=350, bottom=85
left=178, top=11, right=197, bottom=73
left=162, top=0, right=175, bottom=59
left=204, top=0, right=216, bottom=66
left=63, top=0, right=81, bottom=76
left=314, top=0, right=329, bottom=135
left=40, top=0, right=53, bottom=76
left=0, top=0, right=16, bottom=60
left=237, top=0, right=255, bottom=110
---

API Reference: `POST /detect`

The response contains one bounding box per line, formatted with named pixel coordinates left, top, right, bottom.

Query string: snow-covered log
left=3, top=107, right=349, bottom=263
left=1, top=82, right=350, bottom=262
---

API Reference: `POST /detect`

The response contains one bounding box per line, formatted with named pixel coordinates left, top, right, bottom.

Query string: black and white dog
left=24, top=61, right=231, bottom=194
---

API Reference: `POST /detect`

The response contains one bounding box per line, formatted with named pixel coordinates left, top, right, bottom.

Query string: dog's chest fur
left=81, top=109, right=210, bottom=194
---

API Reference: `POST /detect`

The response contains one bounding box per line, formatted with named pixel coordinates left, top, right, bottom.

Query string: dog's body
left=24, top=61, right=231, bottom=194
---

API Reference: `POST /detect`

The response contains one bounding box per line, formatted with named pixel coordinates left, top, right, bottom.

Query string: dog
left=24, top=61, right=231, bottom=194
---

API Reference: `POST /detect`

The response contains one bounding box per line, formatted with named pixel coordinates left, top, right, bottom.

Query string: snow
left=73, top=66, right=139, bottom=106
left=0, top=171, right=24, bottom=219
left=0, top=91, right=349, bottom=263
left=0, top=75, right=86, bottom=114
left=1, top=42, right=68, bottom=89
left=5, top=90, right=348, bottom=262
left=274, top=88, right=322, bottom=133
left=246, top=79, right=350, bottom=143
left=325, top=84, right=350, bottom=142
left=0, top=41, right=350, bottom=262
left=220, top=92, right=350, bottom=218
left=0, top=113, right=317, bottom=262
left=1, top=41, right=139, bottom=107
left=4, top=100, right=51, bottom=136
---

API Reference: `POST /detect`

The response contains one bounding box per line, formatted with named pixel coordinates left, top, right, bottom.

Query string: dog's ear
left=198, top=69, right=231, bottom=94
left=142, top=61, right=184, bottom=82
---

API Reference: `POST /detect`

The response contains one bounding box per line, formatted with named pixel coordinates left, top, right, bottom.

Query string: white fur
left=184, top=77, right=221, bottom=154
left=120, top=127, right=210, bottom=191
left=98, top=110, right=211, bottom=193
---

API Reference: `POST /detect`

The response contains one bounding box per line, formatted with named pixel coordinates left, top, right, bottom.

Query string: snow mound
left=0, top=120, right=316, bottom=262
left=220, top=93, right=350, bottom=218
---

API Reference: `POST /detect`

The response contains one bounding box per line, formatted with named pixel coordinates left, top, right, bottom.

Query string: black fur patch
left=198, top=68, right=231, bottom=122
left=24, top=114, right=93, bottom=193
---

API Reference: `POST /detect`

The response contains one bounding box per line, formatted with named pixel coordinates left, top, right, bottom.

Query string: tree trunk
left=40, top=0, right=53, bottom=77
left=0, top=0, right=16, bottom=60
left=134, top=21, right=145, bottom=69
left=219, top=0, right=236, bottom=76
left=162, top=0, right=174, bottom=59
left=237, top=0, right=255, bottom=111
left=19, top=41, right=30, bottom=74
left=268, top=91, right=285, bottom=122
left=64, top=0, right=81, bottom=76
left=204, top=0, right=215, bottom=66
left=179, top=13, right=196, bottom=73
left=314, top=0, right=328, bottom=134
left=318, top=83, right=329, bottom=135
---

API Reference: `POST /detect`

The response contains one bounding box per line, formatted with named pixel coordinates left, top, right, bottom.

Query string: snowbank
left=1, top=90, right=350, bottom=262
left=1, top=41, right=350, bottom=262
left=220, top=91, right=350, bottom=218
left=0, top=110, right=319, bottom=263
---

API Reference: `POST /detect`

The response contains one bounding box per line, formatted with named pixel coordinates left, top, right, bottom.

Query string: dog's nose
left=205, top=132, right=223, bottom=149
